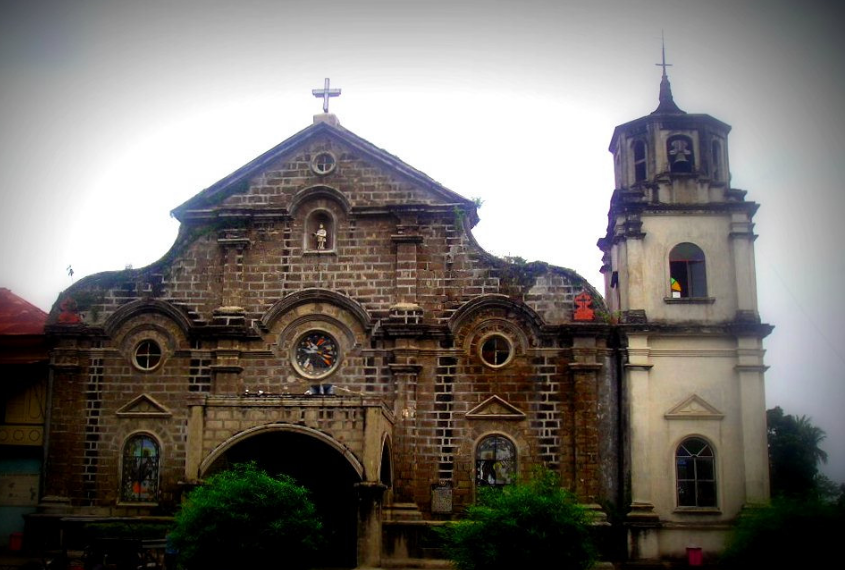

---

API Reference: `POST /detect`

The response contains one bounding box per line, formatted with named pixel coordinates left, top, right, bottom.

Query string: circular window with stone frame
left=310, top=151, right=337, bottom=176
left=478, top=333, right=514, bottom=369
left=292, top=330, right=341, bottom=379
left=133, top=339, right=163, bottom=371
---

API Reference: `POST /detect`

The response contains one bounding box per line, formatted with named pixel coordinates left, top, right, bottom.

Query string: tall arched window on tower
left=711, top=139, right=724, bottom=182
left=121, top=433, right=160, bottom=502
left=669, top=243, right=707, bottom=298
left=676, top=437, right=717, bottom=507
left=633, top=140, right=647, bottom=183
left=475, top=434, right=516, bottom=488
left=667, top=135, right=695, bottom=174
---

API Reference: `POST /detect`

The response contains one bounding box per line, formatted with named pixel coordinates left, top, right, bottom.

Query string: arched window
left=676, top=437, right=716, bottom=507
left=711, top=139, right=723, bottom=182
left=121, top=434, right=160, bottom=502
left=475, top=435, right=516, bottom=488
left=669, top=243, right=707, bottom=298
left=633, top=140, right=647, bottom=182
left=667, top=135, right=695, bottom=173
left=380, top=439, right=393, bottom=488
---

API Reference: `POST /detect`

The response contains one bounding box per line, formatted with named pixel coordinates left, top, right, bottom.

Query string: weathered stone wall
left=44, top=124, right=616, bottom=522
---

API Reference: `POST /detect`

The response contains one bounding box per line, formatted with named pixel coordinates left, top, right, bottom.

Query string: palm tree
left=795, top=414, right=828, bottom=465
left=767, top=407, right=829, bottom=497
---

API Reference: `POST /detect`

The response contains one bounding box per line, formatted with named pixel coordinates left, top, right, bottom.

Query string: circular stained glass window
left=133, top=340, right=162, bottom=371
left=479, top=334, right=513, bottom=368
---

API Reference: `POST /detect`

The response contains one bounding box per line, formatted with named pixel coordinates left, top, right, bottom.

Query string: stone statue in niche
left=314, top=223, right=327, bottom=250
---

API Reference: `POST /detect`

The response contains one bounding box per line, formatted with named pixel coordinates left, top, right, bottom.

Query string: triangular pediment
left=116, top=394, right=172, bottom=418
left=466, top=395, right=526, bottom=420
left=171, top=119, right=474, bottom=220
left=665, top=394, right=724, bottom=420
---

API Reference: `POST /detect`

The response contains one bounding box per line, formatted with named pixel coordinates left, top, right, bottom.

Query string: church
left=36, top=69, right=771, bottom=567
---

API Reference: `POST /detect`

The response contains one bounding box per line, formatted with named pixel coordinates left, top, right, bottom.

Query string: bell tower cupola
left=609, top=46, right=733, bottom=200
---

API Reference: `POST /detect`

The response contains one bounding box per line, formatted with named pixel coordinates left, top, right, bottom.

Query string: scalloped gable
left=171, top=119, right=474, bottom=220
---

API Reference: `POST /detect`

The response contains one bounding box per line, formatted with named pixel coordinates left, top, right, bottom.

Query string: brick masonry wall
left=45, top=128, right=616, bottom=516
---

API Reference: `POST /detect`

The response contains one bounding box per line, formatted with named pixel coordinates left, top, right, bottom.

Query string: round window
left=311, top=152, right=337, bottom=176
left=133, top=339, right=162, bottom=371
left=293, top=331, right=340, bottom=379
left=479, top=334, right=513, bottom=368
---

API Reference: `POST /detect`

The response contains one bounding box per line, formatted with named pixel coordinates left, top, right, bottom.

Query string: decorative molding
left=210, top=364, right=244, bottom=374
left=387, top=363, right=423, bottom=375
left=116, top=394, right=173, bottom=418
left=465, top=395, right=526, bottom=421
left=390, top=234, right=424, bottom=244
left=569, top=363, right=603, bottom=371
left=0, top=425, right=43, bottom=446
left=663, top=297, right=716, bottom=305
left=665, top=394, right=724, bottom=420
left=735, top=365, right=769, bottom=373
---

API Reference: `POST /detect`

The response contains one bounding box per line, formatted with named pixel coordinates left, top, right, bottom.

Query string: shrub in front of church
left=720, top=496, right=845, bottom=568
left=438, top=468, right=596, bottom=570
left=169, top=462, right=322, bottom=570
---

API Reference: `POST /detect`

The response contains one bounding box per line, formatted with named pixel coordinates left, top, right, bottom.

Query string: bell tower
left=598, top=53, right=773, bottom=562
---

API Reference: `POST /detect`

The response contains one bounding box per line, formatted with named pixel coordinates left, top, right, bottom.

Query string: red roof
left=0, top=288, right=48, bottom=335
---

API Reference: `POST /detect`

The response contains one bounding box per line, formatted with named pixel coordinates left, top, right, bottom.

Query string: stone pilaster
left=391, top=223, right=423, bottom=304
left=218, top=230, right=251, bottom=308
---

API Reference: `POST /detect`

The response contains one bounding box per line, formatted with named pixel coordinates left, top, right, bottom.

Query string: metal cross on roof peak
left=312, top=78, right=341, bottom=113
left=655, top=33, right=672, bottom=78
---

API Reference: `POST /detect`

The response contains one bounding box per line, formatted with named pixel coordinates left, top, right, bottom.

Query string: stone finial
left=313, top=113, right=340, bottom=126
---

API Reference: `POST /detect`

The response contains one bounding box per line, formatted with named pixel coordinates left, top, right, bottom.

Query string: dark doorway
left=207, top=430, right=361, bottom=568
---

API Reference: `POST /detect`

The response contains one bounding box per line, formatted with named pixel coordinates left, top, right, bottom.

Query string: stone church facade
left=40, top=73, right=771, bottom=567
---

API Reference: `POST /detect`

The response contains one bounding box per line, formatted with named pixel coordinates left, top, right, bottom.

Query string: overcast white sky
left=2, top=0, right=844, bottom=482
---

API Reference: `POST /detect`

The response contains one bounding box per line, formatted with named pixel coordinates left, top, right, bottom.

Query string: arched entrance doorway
left=204, top=428, right=362, bottom=568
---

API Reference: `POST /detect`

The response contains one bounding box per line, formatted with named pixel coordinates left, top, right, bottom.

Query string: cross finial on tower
left=651, top=33, right=685, bottom=115
left=655, top=32, right=672, bottom=78
left=312, top=78, right=341, bottom=113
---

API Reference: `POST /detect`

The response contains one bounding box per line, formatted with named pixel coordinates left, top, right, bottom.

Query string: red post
left=687, top=546, right=703, bottom=566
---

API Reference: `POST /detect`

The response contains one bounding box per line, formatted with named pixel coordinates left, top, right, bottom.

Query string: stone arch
left=449, top=294, right=544, bottom=352
left=199, top=423, right=364, bottom=479
left=200, top=423, right=364, bottom=568
left=104, top=299, right=193, bottom=338
left=449, top=294, right=545, bottom=336
left=261, top=288, right=372, bottom=332
left=289, top=184, right=351, bottom=216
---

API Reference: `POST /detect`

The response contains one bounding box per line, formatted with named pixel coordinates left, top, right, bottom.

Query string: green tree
left=721, top=497, right=844, bottom=568
left=767, top=406, right=829, bottom=497
left=439, top=468, right=596, bottom=570
left=169, top=463, right=323, bottom=570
